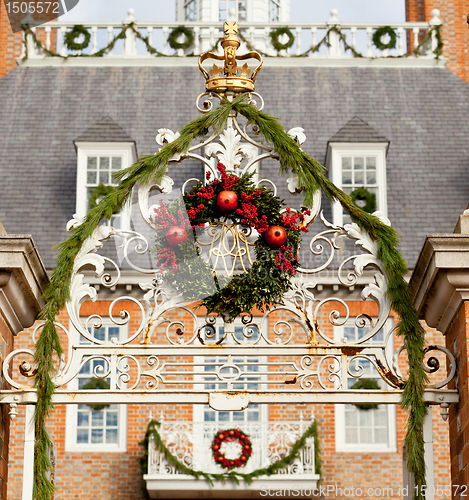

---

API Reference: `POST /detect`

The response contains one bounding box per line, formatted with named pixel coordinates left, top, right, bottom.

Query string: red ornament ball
left=217, top=190, right=238, bottom=212
left=166, top=226, right=188, bottom=246
left=265, top=226, right=287, bottom=248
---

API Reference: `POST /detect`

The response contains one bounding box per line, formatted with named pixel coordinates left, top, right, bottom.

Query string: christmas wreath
left=269, top=27, right=295, bottom=52
left=168, top=26, right=194, bottom=51
left=350, top=377, right=380, bottom=410
left=82, top=377, right=110, bottom=410
left=350, top=186, right=376, bottom=214
left=64, top=25, right=91, bottom=52
left=372, top=26, right=397, bottom=51
left=88, top=184, right=116, bottom=210
left=152, top=163, right=309, bottom=321
left=211, top=428, right=253, bottom=470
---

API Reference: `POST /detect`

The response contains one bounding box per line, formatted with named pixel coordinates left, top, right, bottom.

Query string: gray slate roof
left=328, top=116, right=389, bottom=144
left=0, top=64, right=468, bottom=268
left=75, top=116, right=135, bottom=144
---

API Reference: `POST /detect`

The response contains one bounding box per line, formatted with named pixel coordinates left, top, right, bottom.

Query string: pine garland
left=138, top=419, right=321, bottom=485
left=23, top=23, right=443, bottom=61
left=34, top=95, right=426, bottom=499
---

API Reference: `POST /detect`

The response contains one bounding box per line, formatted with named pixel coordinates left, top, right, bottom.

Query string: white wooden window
left=328, top=143, right=388, bottom=226
left=194, top=321, right=268, bottom=424
left=185, top=0, right=198, bottom=20
left=268, top=0, right=280, bottom=21
left=65, top=323, right=127, bottom=452
left=335, top=321, right=396, bottom=453
left=219, top=0, right=247, bottom=22
left=75, top=142, right=136, bottom=230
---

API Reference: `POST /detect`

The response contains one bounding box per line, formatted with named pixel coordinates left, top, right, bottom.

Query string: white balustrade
left=147, top=417, right=318, bottom=478
left=21, top=8, right=442, bottom=61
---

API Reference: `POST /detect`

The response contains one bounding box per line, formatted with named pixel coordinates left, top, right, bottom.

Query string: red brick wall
left=406, top=0, right=469, bottom=83
left=445, top=302, right=469, bottom=498
left=0, top=311, right=13, bottom=500
left=7, top=300, right=452, bottom=499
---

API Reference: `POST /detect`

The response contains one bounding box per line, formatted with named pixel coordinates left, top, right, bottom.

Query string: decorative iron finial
left=198, top=22, right=263, bottom=96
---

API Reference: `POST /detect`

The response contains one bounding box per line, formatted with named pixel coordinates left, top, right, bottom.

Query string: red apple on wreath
left=265, top=226, right=287, bottom=248
left=166, top=226, right=188, bottom=246
left=217, top=190, right=238, bottom=212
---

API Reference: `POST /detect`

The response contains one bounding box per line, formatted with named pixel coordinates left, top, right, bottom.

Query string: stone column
left=409, top=209, right=469, bottom=499
left=0, top=229, right=48, bottom=500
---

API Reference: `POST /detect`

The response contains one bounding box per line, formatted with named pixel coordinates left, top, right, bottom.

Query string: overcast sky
left=60, top=0, right=406, bottom=23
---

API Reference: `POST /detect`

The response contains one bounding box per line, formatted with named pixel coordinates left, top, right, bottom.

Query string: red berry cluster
left=280, top=207, right=310, bottom=233
left=153, top=201, right=191, bottom=230
left=211, top=428, right=253, bottom=471
left=155, top=248, right=177, bottom=272
left=187, top=203, right=206, bottom=224
left=275, top=245, right=299, bottom=274
left=217, top=162, right=240, bottom=190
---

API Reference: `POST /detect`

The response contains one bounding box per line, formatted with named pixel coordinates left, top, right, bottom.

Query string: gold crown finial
left=198, top=22, right=263, bottom=96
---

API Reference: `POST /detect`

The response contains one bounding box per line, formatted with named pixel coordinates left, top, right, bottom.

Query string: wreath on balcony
left=168, top=26, right=194, bottom=50
left=372, top=26, right=397, bottom=51
left=64, top=25, right=91, bottom=51
left=269, top=27, right=295, bottom=52
left=151, top=162, right=308, bottom=321
left=211, top=428, right=253, bottom=470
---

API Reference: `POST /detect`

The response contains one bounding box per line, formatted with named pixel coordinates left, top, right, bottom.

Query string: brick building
left=0, top=0, right=468, bottom=498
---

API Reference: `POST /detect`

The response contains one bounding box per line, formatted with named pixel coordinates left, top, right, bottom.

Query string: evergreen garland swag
left=151, top=163, right=308, bottom=321
left=138, top=419, right=321, bottom=484
left=372, top=26, right=397, bottom=51
left=167, top=26, right=194, bottom=50
left=64, top=25, right=91, bottom=51
left=269, top=27, right=295, bottom=52
left=35, top=94, right=427, bottom=500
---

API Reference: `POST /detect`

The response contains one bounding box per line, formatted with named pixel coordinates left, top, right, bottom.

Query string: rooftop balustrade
left=20, top=8, right=443, bottom=65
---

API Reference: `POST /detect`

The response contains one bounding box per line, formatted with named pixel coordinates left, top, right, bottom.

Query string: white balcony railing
left=21, top=8, right=443, bottom=62
left=144, top=414, right=319, bottom=498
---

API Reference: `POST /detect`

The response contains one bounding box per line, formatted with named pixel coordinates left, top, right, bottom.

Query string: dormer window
left=185, top=0, right=198, bottom=21
left=326, top=117, right=389, bottom=226
left=269, top=0, right=281, bottom=21
left=74, top=117, right=137, bottom=231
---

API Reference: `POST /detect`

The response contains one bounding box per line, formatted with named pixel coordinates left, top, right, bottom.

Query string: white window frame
left=65, top=321, right=128, bottom=453
left=193, top=318, right=268, bottom=424
left=75, top=142, right=136, bottom=231
left=328, top=143, right=388, bottom=227
left=334, top=318, right=397, bottom=453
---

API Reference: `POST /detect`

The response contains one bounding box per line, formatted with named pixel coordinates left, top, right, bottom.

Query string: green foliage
left=88, top=184, right=116, bottom=210
left=34, top=95, right=427, bottom=499
left=350, top=186, right=377, bottom=214
left=350, top=377, right=380, bottom=410
left=372, top=26, right=397, bottom=51
left=139, top=419, right=321, bottom=483
left=81, top=377, right=111, bottom=410
left=168, top=26, right=194, bottom=50
left=64, top=25, right=91, bottom=52
left=269, top=27, right=295, bottom=52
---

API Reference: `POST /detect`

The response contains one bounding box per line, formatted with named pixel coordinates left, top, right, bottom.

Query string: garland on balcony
left=138, top=419, right=321, bottom=485
left=23, top=22, right=442, bottom=62
left=34, top=95, right=427, bottom=500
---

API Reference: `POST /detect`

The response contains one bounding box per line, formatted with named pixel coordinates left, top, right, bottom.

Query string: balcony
left=144, top=414, right=320, bottom=499
left=20, top=8, right=443, bottom=68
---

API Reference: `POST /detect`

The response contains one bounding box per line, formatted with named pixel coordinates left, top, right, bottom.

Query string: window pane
left=106, top=428, right=118, bottom=444
left=366, top=170, right=377, bottom=184
left=92, top=411, right=104, bottom=426
left=374, top=408, right=387, bottom=426
left=354, top=157, right=364, bottom=170
left=112, top=157, right=122, bottom=171
left=354, top=170, right=364, bottom=184
left=233, top=412, right=244, bottom=421
left=345, top=427, right=357, bottom=443
left=219, top=411, right=230, bottom=421
left=99, top=170, right=110, bottom=184
left=95, top=327, right=106, bottom=341
left=366, top=157, right=376, bottom=169
left=342, top=170, right=352, bottom=185
left=100, top=157, right=110, bottom=170
left=345, top=409, right=358, bottom=426
left=360, top=427, right=373, bottom=443
left=342, top=157, right=352, bottom=169
left=374, top=427, right=387, bottom=443
left=106, top=412, right=118, bottom=427
left=77, top=429, right=89, bottom=443
left=87, top=157, right=97, bottom=169
left=359, top=410, right=372, bottom=427
left=91, top=428, right=103, bottom=443
left=77, top=412, right=89, bottom=426
left=87, top=170, right=97, bottom=184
